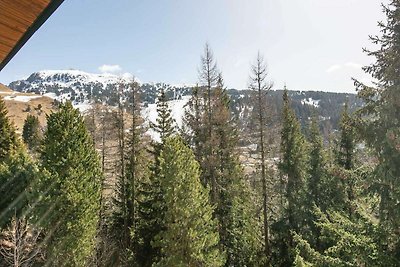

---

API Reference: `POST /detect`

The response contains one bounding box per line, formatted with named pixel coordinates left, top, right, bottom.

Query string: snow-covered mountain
left=8, top=70, right=197, bottom=134
left=9, top=70, right=191, bottom=105
left=8, top=69, right=363, bottom=133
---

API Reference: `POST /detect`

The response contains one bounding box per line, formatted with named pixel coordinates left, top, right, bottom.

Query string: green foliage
left=110, top=81, right=147, bottom=265
left=274, top=88, right=309, bottom=265
left=293, top=254, right=313, bottom=267
left=184, top=48, right=263, bottom=266
left=36, top=101, right=102, bottom=266
left=110, top=94, right=132, bottom=263
left=5, top=5, right=400, bottom=264
left=0, top=96, right=19, bottom=162
left=336, top=102, right=356, bottom=170
left=0, top=151, right=42, bottom=229
left=354, top=0, right=400, bottom=256
left=212, top=82, right=263, bottom=266
left=279, top=88, right=307, bottom=231
left=307, top=116, right=326, bottom=209
left=154, top=137, right=225, bottom=267
left=182, top=85, right=204, bottom=161
left=223, top=164, right=264, bottom=266
left=135, top=171, right=163, bottom=267
left=22, top=114, right=42, bottom=151
left=331, top=104, right=359, bottom=217
left=294, top=207, right=399, bottom=266
left=150, top=87, right=176, bottom=143
left=293, top=231, right=346, bottom=267
left=135, top=87, right=175, bottom=266
left=135, top=148, right=164, bottom=267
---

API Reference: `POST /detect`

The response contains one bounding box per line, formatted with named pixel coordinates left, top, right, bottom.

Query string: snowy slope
left=142, top=95, right=190, bottom=128
left=3, top=95, right=42, bottom=102
left=8, top=69, right=363, bottom=135
left=9, top=70, right=192, bottom=108
left=142, top=95, right=191, bottom=141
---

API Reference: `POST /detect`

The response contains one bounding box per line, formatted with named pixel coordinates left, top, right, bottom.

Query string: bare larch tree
left=249, top=52, right=273, bottom=266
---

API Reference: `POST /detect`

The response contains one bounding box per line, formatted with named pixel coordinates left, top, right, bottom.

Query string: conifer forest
left=1, top=1, right=400, bottom=266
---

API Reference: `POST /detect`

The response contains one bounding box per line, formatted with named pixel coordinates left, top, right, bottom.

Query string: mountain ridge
left=8, top=70, right=363, bottom=133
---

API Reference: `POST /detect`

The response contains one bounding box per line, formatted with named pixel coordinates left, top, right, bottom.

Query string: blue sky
left=0, top=0, right=385, bottom=92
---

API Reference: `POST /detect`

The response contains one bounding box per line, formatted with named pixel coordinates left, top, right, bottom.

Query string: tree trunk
left=258, top=86, right=270, bottom=266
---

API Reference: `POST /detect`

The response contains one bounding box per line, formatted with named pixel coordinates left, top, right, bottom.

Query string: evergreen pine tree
left=184, top=47, right=263, bottom=266
left=154, top=137, right=225, bottom=267
left=213, top=75, right=263, bottom=266
left=276, top=88, right=307, bottom=265
left=334, top=102, right=358, bottom=217
left=223, top=163, right=264, bottom=267
left=22, top=114, right=42, bottom=151
left=150, top=87, right=175, bottom=143
left=0, top=151, right=42, bottom=229
left=111, top=80, right=146, bottom=265
left=336, top=102, right=355, bottom=171
left=299, top=112, right=359, bottom=258
left=354, top=0, right=400, bottom=255
left=307, top=115, right=326, bottom=210
left=279, top=88, right=307, bottom=231
left=0, top=96, right=32, bottom=230
left=37, top=101, right=102, bottom=266
left=304, top=115, right=327, bottom=251
left=82, top=103, right=117, bottom=266
left=111, top=82, right=131, bottom=264
left=135, top=86, right=175, bottom=266
left=182, top=85, right=204, bottom=168
left=0, top=96, right=19, bottom=162
left=126, top=81, right=146, bottom=266
left=293, top=207, right=398, bottom=266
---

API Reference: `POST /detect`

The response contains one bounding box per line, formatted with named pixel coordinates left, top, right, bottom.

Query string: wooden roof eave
left=0, top=0, right=65, bottom=71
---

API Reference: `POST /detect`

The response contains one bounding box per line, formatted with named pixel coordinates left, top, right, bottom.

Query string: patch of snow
left=142, top=102, right=157, bottom=127
left=319, top=116, right=331, bottom=120
left=301, top=98, right=320, bottom=108
left=3, top=95, right=41, bottom=102
left=36, top=70, right=139, bottom=91
left=74, top=101, right=92, bottom=112
left=169, top=95, right=190, bottom=127
left=170, top=83, right=196, bottom=88
left=142, top=95, right=191, bottom=141
left=43, top=92, right=57, bottom=99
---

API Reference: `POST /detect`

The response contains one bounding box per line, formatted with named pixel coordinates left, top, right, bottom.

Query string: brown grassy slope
left=0, top=83, right=55, bottom=133
left=0, top=84, right=13, bottom=93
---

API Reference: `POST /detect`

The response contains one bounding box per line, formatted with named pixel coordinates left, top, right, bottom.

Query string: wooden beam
left=0, top=0, right=65, bottom=71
